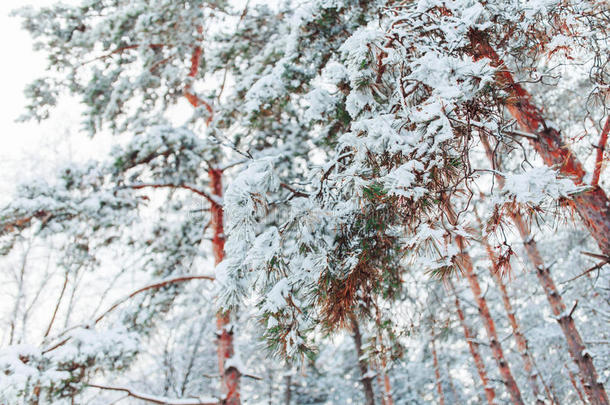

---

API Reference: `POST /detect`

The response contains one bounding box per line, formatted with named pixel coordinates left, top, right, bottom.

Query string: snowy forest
left=0, top=0, right=608, bottom=404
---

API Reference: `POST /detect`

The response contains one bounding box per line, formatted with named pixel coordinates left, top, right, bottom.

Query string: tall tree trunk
left=374, top=360, right=387, bottom=405
left=514, top=212, right=608, bottom=405
left=210, top=169, right=240, bottom=405
left=379, top=355, right=394, bottom=405
left=479, top=226, right=545, bottom=403
left=445, top=361, right=460, bottom=404
left=350, top=315, right=376, bottom=405
left=449, top=281, right=496, bottom=405
left=374, top=307, right=394, bottom=405
left=566, top=364, right=588, bottom=405
left=444, top=199, right=525, bottom=405
left=284, top=374, right=291, bottom=405
left=430, top=327, right=446, bottom=405
left=468, top=29, right=610, bottom=256
left=481, top=136, right=609, bottom=405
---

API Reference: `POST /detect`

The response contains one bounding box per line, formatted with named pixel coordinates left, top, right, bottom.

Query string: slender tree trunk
left=350, top=315, right=376, bottom=405
left=479, top=228, right=545, bottom=403
left=445, top=363, right=460, bottom=404
left=284, top=374, right=291, bottom=405
left=379, top=355, right=394, bottom=405
left=515, top=212, right=608, bottom=405
left=430, top=327, right=446, bottom=405
left=373, top=307, right=394, bottom=405
left=444, top=199, right=524, bottom=405
left=449, top=281, right=496, bottom=405
left=567, top=364, right=588, bottom=405
left=468, top=29, right=610, bottom=256
left=481, top=136, right=609, bottom=405
left=373, top=360, right=387, bottom=405
left=210, top=169, right=240, bottom=405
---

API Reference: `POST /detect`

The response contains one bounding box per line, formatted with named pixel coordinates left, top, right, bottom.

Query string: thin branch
left=561, top=261, right=608, bottom=284
left=87, top=383, right=218, bottom=405
left=592, top=116, right=610, bottom=187
left=280, top=183, right=309, bottom=198
left=81, top=43, right=168, bottom=65
left=42, top=274, right=214, bottom=354
left=43, top=270, right=69, bottom=338
left=94, top=274, right=215, bottom=324
left=121, top=183, right=221, bottom=206
left=217, top=1, right=250, bottom=102
left=448, top=117, right=539, bottom=140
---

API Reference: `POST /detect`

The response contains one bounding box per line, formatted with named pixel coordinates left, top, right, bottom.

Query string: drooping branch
left=592, top=117, right=610, bottom=187
left=87, top=383, right=218, bottom=405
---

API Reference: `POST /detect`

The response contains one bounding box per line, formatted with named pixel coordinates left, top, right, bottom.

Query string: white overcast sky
left=0, top=0, right=110, bottom=204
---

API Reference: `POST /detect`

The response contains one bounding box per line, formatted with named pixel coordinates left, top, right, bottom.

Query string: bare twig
left=42, top=274, right=214, bottom=354
left=561, top=261, right=608, bottom=284
left=87, top=383, right=218, bottom=405
left=592, top=117, right=610, bottom=187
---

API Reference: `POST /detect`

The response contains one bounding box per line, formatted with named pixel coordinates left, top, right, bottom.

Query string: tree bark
left=567, top=364, right=588, bottom=405
left=430, top=327, right=446, bottom=405
left=480, top=231, right=546, bottom=403
left=350, top=315, right=376, bottom=405
left=468, top=29, right=610, bottom=257
left=284, top=374, right=291, bottom=405
left=374, top=308, right=394, bottom=405
left=444, top=198, right=525, bottom=405
left=379, top=356, right=394, bottom=405
left=449, top=281, right=496, bottom=405
left=514, top=213, right=608, bottom=405
left=480, top=136, right=609, bottom=405
left=210, top=169, right=240, bottom=405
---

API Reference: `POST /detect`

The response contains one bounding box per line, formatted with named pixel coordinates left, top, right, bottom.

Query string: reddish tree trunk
left=468, top=29, right=610, bottom=256
left=210, top=169, right=241, bottom=405
left=449, top=282, right=496, bottom=405
left=480, top=136, right=609, bottom=405
left=444, top=200, right=525, bottom=405
left=567, top=364, right=588, bottom=405
left=350, top=315, right=376, bottom=405
left=513, top=213, right=609, bottom=405
left=481, top=234, right=545, bottom=403
left=373, top=309, right=394, bottom=405
left=430, top=328, right=446, bottom=405
left=372, top=358, right=386, bottom=405
left=380, top=356, right=394, bottom=405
